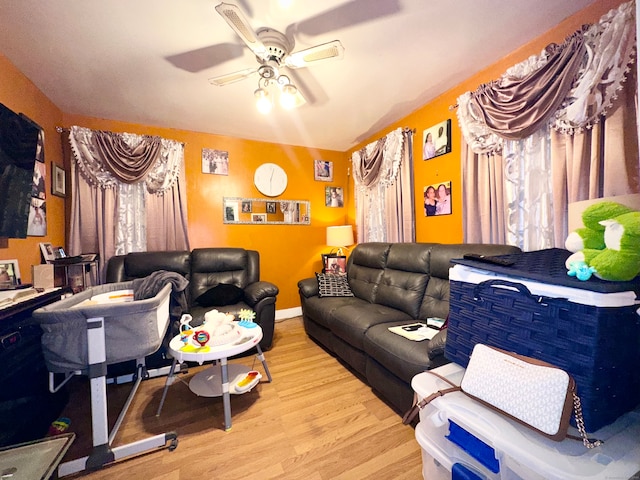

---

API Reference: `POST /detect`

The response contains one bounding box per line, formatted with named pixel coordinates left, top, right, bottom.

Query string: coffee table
left=156, top=324, right=272, bottom=431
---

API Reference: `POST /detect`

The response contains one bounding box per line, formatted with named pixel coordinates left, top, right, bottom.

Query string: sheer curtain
left=351, top=128, right=415, bottom=242
left=67, top=126, right=190, bottom=273
left=459, top=1, right=638, bottom=250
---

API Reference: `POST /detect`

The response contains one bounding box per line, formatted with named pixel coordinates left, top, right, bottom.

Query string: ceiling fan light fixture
left=254, top=88, right=272, bottom=114
left=280, top=83, right=297, bottom=110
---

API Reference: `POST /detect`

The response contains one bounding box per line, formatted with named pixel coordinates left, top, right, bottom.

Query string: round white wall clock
left=253, top=163, right=288, bottom=197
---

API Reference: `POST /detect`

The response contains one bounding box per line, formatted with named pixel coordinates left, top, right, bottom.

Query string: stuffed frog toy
left=565, top=201, right=640, bottom=282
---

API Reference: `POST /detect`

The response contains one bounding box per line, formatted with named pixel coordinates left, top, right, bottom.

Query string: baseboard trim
left=276, top=307, right=302, bottom=321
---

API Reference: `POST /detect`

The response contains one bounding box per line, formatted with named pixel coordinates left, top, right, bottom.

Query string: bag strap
left=568, top=392, right=603, bottom=448
left=402, top=371, right=460, bottom=425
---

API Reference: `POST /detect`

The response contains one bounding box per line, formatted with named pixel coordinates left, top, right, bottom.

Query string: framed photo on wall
left=314, top=160, right=333, bottom=182
left=423, top=181, right=452, bottom=216
left=52, top=164, right=66, bottom=197
left=422, top=119, right=451, bottom=160
left=251, top=213, right=266, bottom=222
left=202, top=148, right=229, bottom=175
left=325, top=186, right=344, bottom=207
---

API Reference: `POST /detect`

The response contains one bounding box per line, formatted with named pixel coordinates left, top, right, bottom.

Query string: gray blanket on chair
left=133, top=270, right=189, bottom=319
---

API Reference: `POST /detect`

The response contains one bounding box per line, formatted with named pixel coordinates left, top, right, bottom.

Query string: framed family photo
left=202, top=148, right=229, bottom=175
left=423, top=181, right=452, bottom=216
left=422, top=119, right=452, bottom=160
left=323, top=255, right=347, bottom=275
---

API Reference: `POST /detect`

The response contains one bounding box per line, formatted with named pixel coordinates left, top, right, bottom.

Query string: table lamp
left=326, top=225, right=355, bottom=256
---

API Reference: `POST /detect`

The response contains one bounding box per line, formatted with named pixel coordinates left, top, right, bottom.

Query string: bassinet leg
left=55, top=315, right=179, bottom=477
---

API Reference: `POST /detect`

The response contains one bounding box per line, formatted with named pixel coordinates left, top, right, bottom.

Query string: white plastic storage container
left=412, top=365, right=640, bottom=480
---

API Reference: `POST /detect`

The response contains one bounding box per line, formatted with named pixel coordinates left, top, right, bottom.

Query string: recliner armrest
left=243, top=281, right=279, bottom=306
left=297, top=278, right=318, bottom=298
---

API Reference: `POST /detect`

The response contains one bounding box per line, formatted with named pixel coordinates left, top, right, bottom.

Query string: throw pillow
left=196, top=283, right=244, bottom=307
left=316, top=273, right=354, bottom=297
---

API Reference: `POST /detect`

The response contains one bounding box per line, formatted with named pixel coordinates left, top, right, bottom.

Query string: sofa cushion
left=196, top=283, right=244, bottom=307
left=346, top=243, right=390, bottom=302
left=363, top=321, right=432, bottom=383
left=316, top=273, right=354, bottom=297
left=301, top=295, right=364, bottom=329
left=329, top=303, right=412, bottom=350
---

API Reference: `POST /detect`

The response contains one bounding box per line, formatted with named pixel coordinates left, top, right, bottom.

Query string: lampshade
left=326, top=225, right=354, bottom=249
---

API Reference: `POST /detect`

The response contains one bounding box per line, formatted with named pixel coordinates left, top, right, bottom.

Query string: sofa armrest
left=297, top=277, right=318, bottom=298
left=426, top=328, right=447, bottom=360
left=243, top=281, right=279, bottom=306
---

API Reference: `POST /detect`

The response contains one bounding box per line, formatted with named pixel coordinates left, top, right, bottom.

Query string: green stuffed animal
left=565, top=202, right=640, bottom=282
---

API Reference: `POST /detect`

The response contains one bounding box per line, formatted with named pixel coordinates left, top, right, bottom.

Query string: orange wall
left=349, top=0, right=627, bottom=245
left=0, top=55, right=66, bottom=281
left=62, top=114, right=348, bottom=309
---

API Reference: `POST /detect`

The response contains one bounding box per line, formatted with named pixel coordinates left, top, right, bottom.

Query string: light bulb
left=280, top=84, right=297, bottom=110
left=254, top=88, right=272, bottom=114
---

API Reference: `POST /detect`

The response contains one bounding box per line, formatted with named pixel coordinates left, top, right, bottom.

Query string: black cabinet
left=0, top=289, right=71, bottom=447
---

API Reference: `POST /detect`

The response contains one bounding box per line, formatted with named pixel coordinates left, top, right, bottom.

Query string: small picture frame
left=266, top=201, right=277, bottom=214
left=241, top=200, right=252, bottom=213
left=325, top=186, right=344, bottom=207
left=52, top=164, right=66, bottom=197
left=251, top=213, right=266, bottom=222
left=422, top=119, right=452, bottom=160
left=225, top=202, right=238, bottom=222
left=39, top=242, right=56, bottom=263
left=324, top=255, right=347, bottom=275
left=314, top=160, right=333, bottom=182
left=202, top=148, right=229, bottom=175
left=0, top=259, right=21, bottom=287
left=423, top=181, right=452, bottom=216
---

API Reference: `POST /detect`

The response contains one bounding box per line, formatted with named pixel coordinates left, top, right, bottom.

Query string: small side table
left=157, top=324, right=272, bottom=431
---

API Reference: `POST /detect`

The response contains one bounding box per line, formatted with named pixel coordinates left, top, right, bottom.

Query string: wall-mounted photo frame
left=266, top=201, right=277, bottom=214
left=314, top=160, right=333, bottom=182
left=251, top=213, right=266, bottom=222
left=324, top=255, right=347, bottom=275
left=0, top=259, right=21, bottom=287
left=27, top=197, right=47, bottom=237
left=241, top=200, right=252, bottom=213
left=224, top=201, right=239, bottom=222
left=422, top=119, right=451, bottom=160
left=202, top=148, right=229, bottom=175
left=325, top=186, right=344, bottom=207
left=51, top=164, right=66, bottom=197
left=423, top=180, right=452, bottom=216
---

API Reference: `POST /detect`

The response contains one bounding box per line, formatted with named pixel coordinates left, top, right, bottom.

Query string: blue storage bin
left=446, top=248, right=640, bottom=432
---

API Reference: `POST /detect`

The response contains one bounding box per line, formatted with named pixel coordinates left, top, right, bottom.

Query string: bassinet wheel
left=168, top=438, right=178, bottom=451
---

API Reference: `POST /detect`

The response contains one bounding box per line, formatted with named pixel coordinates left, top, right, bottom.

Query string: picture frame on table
left=52, top=164, right=66, bottom=197
left=39, top=242, right=57, bottom=263
left=0, top=259, right=21, bottom=287
left=324, top=255, right=347, bottom=275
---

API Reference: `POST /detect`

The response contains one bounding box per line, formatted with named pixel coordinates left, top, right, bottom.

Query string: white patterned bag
left=403, top=344, right=602, bottom=448
left=461, top=344, right=573, bottom=440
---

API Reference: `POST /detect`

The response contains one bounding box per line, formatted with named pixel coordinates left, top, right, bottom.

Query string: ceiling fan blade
left=284, top=40, right=344, bottom=68
left=208, top=67, right=257, bottom=86
left=215, top=2, right=267, bottom=59
left=293, top=0, right=401, bottom=37
left=165, top=43, right=245, bottom=73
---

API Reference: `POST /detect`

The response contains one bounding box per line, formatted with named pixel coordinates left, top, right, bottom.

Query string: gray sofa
left=298, top=242, right=521, bottom=414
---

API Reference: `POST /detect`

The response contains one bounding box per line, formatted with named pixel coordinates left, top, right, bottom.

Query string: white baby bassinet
left=33, top=281, right=178, bottom=476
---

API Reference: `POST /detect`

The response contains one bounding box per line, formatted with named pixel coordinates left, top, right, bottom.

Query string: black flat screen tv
left=0, top=102, right=39, bottom=238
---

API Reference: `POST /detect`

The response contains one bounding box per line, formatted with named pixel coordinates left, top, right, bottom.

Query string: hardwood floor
left=59, top=317, right=424, bottom=479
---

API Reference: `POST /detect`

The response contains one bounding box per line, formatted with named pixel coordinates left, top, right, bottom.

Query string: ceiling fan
left=209, top=2, right=345, bottom=111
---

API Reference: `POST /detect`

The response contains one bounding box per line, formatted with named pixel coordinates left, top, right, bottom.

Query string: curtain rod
left=449, top=103, right=459, bottom=111
left=55, top=126, right=185, bottom=146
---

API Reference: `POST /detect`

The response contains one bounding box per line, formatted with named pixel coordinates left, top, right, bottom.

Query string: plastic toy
left=232, top=370, right=262, bottom=393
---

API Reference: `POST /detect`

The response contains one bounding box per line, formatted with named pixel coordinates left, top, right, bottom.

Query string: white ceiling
left=0, top=0, right=595, bottom=151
